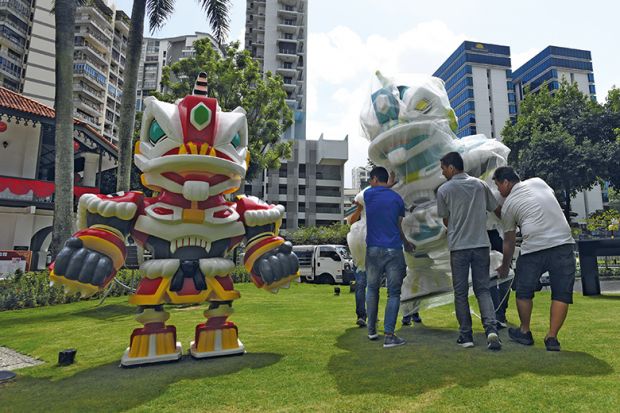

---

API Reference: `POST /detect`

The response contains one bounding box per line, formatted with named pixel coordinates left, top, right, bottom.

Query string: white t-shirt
left=501, top=178, right=574, bottom=255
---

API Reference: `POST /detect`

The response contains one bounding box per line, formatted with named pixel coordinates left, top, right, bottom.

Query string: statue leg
left=190, top=300, right=245, bottom=358
left=121, top=305, right=182, bottom=366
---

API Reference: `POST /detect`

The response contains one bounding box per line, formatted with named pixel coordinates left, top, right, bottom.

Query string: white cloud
left=306, top=20, right=467, bottom=186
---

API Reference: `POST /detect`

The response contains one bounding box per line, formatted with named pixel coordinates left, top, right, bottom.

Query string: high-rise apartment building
left=245, top=0, right=307, bottom=140
left=136, top=32, right=221, bottom=112
left=245, top=136, right=348, bottom=230
left=513, top=45, right=602, bottom=219
left=0, top=0, right=32, bottom=93
left=512, top=46, right=596, bottom=109
left=0, top=0, right=129, bottom=143
left=433, top=41, right=516, bottom=140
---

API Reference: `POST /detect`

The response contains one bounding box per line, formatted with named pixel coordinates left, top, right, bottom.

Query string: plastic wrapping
left=351, top=71, right=513, bottom=312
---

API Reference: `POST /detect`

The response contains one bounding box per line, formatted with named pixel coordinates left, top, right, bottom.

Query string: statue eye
left=231, top=133, right=240, bottom=148
left=149, top=120, right=167, bottom=144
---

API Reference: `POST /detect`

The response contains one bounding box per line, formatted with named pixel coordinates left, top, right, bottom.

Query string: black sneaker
left=383, top=334, right=406, bottom=348
left=544, top=336, right=561, bottom=352
left=456, top=332, right=474, bottom=348
left=508, top=327, right=534, bottom=345
left=356, top=318, right=367, bottom=327
left=412, top=313, right=423, bottom=323
left=496, top=319, right=508, bottom=330
left=401, top=316, right=412, bottom=326
left=487, top=332, right=502, bottom=351
left=368, top=330, right=379, bottom=340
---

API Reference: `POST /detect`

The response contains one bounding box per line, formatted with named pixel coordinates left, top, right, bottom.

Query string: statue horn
left=193, top=72, right=208, bottom=96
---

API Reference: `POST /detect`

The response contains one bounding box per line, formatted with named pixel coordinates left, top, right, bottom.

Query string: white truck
left=292, top=244, right=354, bottom=285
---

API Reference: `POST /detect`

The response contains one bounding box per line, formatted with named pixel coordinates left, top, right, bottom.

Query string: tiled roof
left=0, top=87, right=56, bottom=119
left=0, top=87, right=118, bottom=153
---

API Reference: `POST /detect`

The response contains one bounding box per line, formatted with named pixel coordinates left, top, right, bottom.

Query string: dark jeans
left=450, top=247, right=497, bottom=334
left=354, top=268, right=367, bottom=320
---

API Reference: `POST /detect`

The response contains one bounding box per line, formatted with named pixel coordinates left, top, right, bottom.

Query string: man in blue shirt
left=364, top=167, right=414, bottom=348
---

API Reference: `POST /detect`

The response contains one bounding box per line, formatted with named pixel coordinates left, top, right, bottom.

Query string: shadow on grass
left=328, top=325, right=613, bottom=397
left=0, top=352, right=281, bottom=411
left=586, top=294, right=620, bottom=301
left=72, top=304, right=133, bottom=320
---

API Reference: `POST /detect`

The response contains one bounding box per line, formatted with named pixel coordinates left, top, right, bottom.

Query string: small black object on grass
left=0, top=370, right=16, bottom=383
left=334, top=287, right=341, bottom=296
left=58, top=349, right=77, bottom=366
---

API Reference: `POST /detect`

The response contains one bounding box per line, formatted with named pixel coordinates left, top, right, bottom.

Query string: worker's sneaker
left=456, top=332, right=474, bottom=348
left=544, top=336, right=561, bottom=352
left=368, top=329, right=379, bottom=341
left=508, top=327, right=534, bottom=345
left=487, top=331, right=502, bottom=351
left=383, top=334, right=406, bottom=348
left=356, top=318, right=367, bottom=327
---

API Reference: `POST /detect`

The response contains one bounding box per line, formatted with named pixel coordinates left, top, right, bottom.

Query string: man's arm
left=496, top=230, right=516, bottom=278
left=399, top=216, right=415, bottom=253
left=347, top=202, right=363, bottom=225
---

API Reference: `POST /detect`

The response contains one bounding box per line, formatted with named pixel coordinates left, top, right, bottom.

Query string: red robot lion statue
left=49, top=73, right=299, bottom=366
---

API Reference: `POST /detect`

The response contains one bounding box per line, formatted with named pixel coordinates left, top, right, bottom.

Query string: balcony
left=276, top=66, right=297, bottom=77
left=277, top=8, right=299, bottom=19
left=74, top=40, right=108, bottom=66
left=0, top=0, right=31, bottom=21
left=276, top=49, right=299, bottom=63
left=74, top=82, right=105, bottom=103
left=0, top=26, right=25, bottom=51
left=0, top=17, right=27, bottom=36
left=277, top=22, right=299, bottom=34
left=0, top=176, right=100, bottom=209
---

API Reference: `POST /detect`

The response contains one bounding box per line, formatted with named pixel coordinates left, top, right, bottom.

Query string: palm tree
left=116, top=0, right=231, bottom=191
left=50, top=0, right=77, bottom=256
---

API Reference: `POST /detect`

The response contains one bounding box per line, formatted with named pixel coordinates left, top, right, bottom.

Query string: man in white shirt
left=494, top=167, right=576, bottom=352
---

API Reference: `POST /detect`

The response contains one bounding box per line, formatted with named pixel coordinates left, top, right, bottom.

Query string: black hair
left=492, top=166, right=521, bottom=183
left=369, top=166, right=389, bottom=183
left=440, top=152, right=464, bottom=171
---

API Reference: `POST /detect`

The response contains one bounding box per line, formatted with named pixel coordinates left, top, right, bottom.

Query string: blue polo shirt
left=364, top=186, right=405, bottom=249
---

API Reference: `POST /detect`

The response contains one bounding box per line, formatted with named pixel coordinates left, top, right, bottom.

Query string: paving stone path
left=0, top=346, right=43, bottom=371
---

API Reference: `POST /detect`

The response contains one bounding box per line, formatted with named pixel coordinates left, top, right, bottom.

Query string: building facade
left=136, top=32, right=221, bottom=112
left=245, top=0, right=307, bottom=140
left=512, top=46, right=596, bottom=109
left=351, top=166, right=370, bottom=192
left=0, top=87, right=117, bottom=269
left=245, top=136, right=348, bottom=231
left=0, top=0, right=130, bottom=144
left=433, top=41, right=516, bottom=140
left=512, top=45, right=601, bottom=220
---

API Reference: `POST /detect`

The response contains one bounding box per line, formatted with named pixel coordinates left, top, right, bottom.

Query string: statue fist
left=53, top=237, right=115, bottom=287
left=252, top=241, right=299, bottom=285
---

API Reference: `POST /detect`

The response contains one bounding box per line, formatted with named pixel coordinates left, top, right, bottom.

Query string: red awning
left=0, top=176, right=99, bottom=198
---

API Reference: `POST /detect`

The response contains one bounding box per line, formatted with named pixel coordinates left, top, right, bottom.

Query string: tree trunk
left=50, top=0, right=76, bottom=258
left=116, top=0, right=146, bottom=192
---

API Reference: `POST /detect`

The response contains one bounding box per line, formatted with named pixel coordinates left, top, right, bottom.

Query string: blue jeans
left=450, top=247, right=497, bottom=335
left=354, top=268, right=367, bottom=320
left=366, top=246, right=407, bottom=335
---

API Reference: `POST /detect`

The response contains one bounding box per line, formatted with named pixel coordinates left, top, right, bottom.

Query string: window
left=319, top=248, right=341, bottom=261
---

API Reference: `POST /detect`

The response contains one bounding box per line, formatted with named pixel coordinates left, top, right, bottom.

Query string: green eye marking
left=149, top=120, right=166, bottom=144
left=231, top=133, right=240, bottom=148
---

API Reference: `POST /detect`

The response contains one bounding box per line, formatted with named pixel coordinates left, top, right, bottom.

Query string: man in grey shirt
left=436, top=152, right=501, bottom=350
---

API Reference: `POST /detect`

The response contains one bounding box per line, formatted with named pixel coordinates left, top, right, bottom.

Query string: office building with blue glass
left=433, top=41, right=516, bottom=140
left=512, top=46, right=596, bottom=109
left=513, top=45, right=601, bottom=219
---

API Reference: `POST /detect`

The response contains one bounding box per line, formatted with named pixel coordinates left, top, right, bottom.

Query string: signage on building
left=0, top=250, right=32, bottom=279
left=471, top=43, right=488, bottom=53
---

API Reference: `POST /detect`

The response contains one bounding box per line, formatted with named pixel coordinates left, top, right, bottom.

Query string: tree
left=603, top=87, right=620, bottom=188
left=50, top=0, right=77, bottom=256
left=156, top=40, right=294, bottom=180
left=502, top=81, right=617, bottom=218
left=287, top=223, right=350, bottom=245
left=116, top=0, right=232, bottom=192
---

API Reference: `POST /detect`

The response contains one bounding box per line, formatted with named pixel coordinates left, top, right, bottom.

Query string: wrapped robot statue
left=349, top=71, right=512, bottom=317
left=49, top=73, right=300, bottom=367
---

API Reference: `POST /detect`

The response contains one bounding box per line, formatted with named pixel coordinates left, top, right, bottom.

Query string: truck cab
left=292, top=244, right=354, bottom=285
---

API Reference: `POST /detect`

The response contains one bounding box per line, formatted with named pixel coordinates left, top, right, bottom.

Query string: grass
left=0, top=283, right=619, bottom=412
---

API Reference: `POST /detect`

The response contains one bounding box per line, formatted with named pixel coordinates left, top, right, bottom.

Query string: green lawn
left=0, top=283, right=618, bottom=412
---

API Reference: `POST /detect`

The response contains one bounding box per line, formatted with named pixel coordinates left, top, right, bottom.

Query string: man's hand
left=496, top=263, right=510, bottom=279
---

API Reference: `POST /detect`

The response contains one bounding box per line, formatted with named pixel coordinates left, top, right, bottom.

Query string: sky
left=116, top=0, right=620, bottom=187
